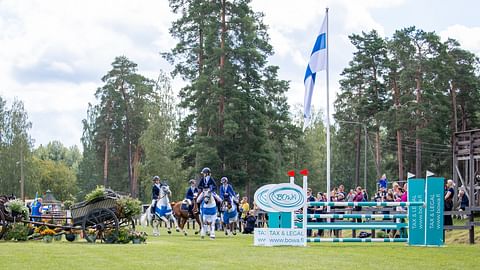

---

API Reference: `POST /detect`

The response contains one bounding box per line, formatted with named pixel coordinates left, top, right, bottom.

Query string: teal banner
left=268, top=212, right=281, bottom=228
left=425, top=177, right=444, bottom=246
left=280, top=212, right=292, bottom=228
left=408, top=178, right=425, bottom=246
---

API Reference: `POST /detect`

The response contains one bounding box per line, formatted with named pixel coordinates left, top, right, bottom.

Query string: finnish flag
left=304, top=14, right=327, bottom=130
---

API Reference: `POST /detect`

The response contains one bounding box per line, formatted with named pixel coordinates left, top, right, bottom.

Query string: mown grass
left=0, top=225, right=478, bottom=270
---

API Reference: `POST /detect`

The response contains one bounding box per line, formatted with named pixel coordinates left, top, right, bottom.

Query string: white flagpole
left=325, top=7, right=331, bottom=212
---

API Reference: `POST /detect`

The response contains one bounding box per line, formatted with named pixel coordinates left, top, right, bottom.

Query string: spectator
left=239, top=197, right=250, bottom=231
left=335, top=186, right=346, bottom=238
left=306, top=188, right=316, bottom=237
left=378, top=174, right=388, bottom=189
left=315, top=192, right=325, bottom=237
left=444, top=179, right=455, bottom=227
left=353, top=186, right=364, bottom=223
left=346, top=189, right=355, bottom=202
left=243, top=210, right=256, bottom=234
left=31, top=198, right=43, bottom=222
left=457, top=189, right=469, bottom=219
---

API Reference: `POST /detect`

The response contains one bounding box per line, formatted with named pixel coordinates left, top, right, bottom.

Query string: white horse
left=141, top=185, right=181, bottom=236
left=221, top=195, right=238, bottom=236
left=197, top=189, right=221, bottom=239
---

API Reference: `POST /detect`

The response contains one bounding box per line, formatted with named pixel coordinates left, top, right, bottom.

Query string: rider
left=219, top=177, right=236, bottom=202
left=185, top=179, right=198, bottom=217
left=197, top=167, right=216, bottom=192
left=150, top=176, right=162, bottom=214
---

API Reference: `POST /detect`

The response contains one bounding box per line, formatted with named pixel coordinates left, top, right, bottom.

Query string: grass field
left=1, top=226, right=479, bottom=270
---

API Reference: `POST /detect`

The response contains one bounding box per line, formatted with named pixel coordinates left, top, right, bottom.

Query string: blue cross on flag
left=304, top=13, right=327, bottom=130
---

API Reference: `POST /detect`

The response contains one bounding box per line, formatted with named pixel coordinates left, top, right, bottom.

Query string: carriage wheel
left=0, top=211, right=7, bottom=240
left=82, top=208, right=119, bottom=243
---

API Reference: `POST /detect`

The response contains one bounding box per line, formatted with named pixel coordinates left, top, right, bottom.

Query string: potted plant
left=103, top=229, right=118, bottom=244
left=40, top=228, right=56, bottom=243
left=129, top=230, right=147, bottom=244
left=54, top=233, right=62, bottom=241
left=85, top=228, right=97, bottom=243
left=5, top=199, right=29, bottom=220
left=117, top=227, right=131, bottom=244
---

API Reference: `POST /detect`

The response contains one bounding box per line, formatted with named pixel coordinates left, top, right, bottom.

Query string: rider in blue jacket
left=219, top=177, right=236, bottom=201
left=151, top=176, right=162, bottom=214
left=185, top=179, right=198, bottom=216
left=197, top=167, right=216, bottom=192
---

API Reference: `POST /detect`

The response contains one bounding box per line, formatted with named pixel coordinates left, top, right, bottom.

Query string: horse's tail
left=140, top=206, right=151, bottom=227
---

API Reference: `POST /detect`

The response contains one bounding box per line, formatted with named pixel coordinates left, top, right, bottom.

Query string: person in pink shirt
left=400, top=183, right=408, bottom=202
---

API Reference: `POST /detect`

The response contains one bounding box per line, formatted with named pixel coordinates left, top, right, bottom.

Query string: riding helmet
left=153, top=175, right=160, bottom=181
left=201, top=167, right=211, bottom=174
left=221, top=177, right=228, bottom=183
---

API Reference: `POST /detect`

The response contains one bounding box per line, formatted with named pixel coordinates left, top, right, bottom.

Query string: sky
left=1, top=0, right=479, bottom=149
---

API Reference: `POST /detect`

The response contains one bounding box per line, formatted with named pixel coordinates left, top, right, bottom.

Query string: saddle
left=181, top=202, right=189, bottom=211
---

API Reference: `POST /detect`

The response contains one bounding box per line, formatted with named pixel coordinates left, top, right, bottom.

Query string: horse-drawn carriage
left=0, top=189, right=135, bottom=243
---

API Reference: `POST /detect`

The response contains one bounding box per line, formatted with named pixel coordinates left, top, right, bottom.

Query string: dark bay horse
left=172, top=197, right=202, bottom=236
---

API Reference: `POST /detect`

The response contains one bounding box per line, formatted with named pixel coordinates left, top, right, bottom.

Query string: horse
left=141, top=185, right=181, bottom=236
left=221, top=195, right=239, bottom=236
left=197, top=189, right=221, bottom=239
left=172, top=195, right=202, bottom=236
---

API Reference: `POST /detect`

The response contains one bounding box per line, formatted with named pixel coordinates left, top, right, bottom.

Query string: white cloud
left=440, top=24, right=480, bottom=55
left=0, top=0, right=175, bottom=148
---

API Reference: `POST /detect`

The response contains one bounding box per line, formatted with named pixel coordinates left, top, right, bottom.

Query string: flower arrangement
left=129, top=230, right=147, bottom=244
left=5, top=199, right=29, bottom=220
left=40, top=228, right=56, bottom=236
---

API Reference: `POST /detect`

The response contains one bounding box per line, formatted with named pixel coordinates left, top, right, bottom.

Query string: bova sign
left=254, top=183, right=305, bottom=212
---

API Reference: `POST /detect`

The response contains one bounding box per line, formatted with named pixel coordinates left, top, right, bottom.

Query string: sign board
left=254, top=183, right=305, bottom=213
left=267, top=183, right=305, bottom=212
left=425, top=177, right=444, bottom=246
left=254, top=228, right=306, bottom=246
left=253, top=184, right=277, bottom=212
left=408, top=178, right=425, bottom=246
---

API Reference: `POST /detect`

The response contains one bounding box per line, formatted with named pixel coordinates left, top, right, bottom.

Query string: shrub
left=85, top=186, right=106, bottom=202
left=117, top=227, right=131, bottom=244
left=5, top=223, right=29, bottom=241
left=116, top=196, right=141, bottom=219
left=63, top=200, right=74, bottom=209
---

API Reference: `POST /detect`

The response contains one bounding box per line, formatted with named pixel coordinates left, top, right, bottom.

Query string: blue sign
left=425, top=177, right=444, bottom=246
left=408, top=178, right=425, bottom=246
